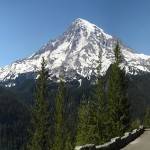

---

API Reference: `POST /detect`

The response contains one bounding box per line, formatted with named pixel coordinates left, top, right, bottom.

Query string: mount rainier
left=1, top=18, right=150, bottom=86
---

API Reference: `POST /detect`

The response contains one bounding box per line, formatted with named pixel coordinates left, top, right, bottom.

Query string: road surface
left=122, top=129, right=150, bottom=150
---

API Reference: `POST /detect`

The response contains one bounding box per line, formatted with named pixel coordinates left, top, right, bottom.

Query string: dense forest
left=0, top=44, right=150, bottom=149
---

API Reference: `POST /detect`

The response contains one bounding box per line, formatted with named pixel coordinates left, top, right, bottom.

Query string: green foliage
left=64, top=132, right=75, bottom=150
left=131, top=119, right=141, bottom=129
left=87, top=50, right=110, bottom=144
left=53, top=80, right=75, bottom=150
left=76, top=50, right=110, bottom=145
left=1, top=42, right=150, bottom=149
left=108, top=43, right=130, bottom=137
left=114, top=41, right=123, bottom=65
left=0, top=87, right=30, bottom=150
left=143, top=107, right=150, bottom=127
left=94, top=78, right=110, bottom=143
left=28, top=58, right=51, bottom=150
left=53, top=81, right=65, bottom=150
left=63, top=95, right=77, bottom=150
left=76, top=84, right=109, bottom=145
left=76, top=95, right=90, bottom=145
left=128, top=74, right=150, bottom=119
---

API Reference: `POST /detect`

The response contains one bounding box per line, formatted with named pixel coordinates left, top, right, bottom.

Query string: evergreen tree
left=76, top=51, right=108, bottom=145
left=28, top=58, right=51, bottom=150
left=76, top=86, right=106, bottom=145
left=108, top=42, right=130, bottom=137
left=76, top=95, right=91, bottom=145
left=93, top=50, right=109, bottom=143
left=64, top=132, right=74, bottom=150
left=52, top=80, right=75, bottom=150
left=53, top=80, right=65, bottom=150
left=64, top=96, right=77, bottom=150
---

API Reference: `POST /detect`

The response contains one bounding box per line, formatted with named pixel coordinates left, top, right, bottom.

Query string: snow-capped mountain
left=0, top=18, right=150, bottom=86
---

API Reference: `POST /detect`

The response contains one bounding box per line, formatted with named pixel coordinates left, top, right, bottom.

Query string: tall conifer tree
left=76, top=95, right=91, bottom=145
left=52, top=79, right=75, bottom=150
left=108, top=42, right=130, bottom=137
left=76, top=51, right=108, bottom=145
left=28, top=58, right=51, bottom=150
left=53, top=80, right=65, bottom=150
left=93, top=51, right=109, bottom=143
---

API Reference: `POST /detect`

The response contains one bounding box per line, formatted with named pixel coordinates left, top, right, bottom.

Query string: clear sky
left=0, top=0, right=150, bottom=66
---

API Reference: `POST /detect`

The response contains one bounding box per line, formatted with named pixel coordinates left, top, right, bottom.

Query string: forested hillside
left=0, top=49, right=150, bottom=149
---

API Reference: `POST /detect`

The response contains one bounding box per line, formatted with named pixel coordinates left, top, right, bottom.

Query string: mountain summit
left=1, top=18, right=150, bottom=86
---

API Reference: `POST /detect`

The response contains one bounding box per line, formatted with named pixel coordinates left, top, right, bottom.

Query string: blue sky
left=0, top=0, right=150, bottom=66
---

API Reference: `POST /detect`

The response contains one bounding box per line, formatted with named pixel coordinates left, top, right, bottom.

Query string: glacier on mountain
left=0, top=18, right=150, bottom=84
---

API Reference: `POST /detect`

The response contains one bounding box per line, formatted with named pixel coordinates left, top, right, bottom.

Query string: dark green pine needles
left=108, top=42, right=130, bottom=137
left=28, top=58, right=51, bottom=150
left=53, top=80, right=75, bottom=150
left=53, top=81, right=65, bottom=150
left=76, top=50, right=109, bottom=145
left=76, top=95, right=91, bottom=145
left=76, top=42, right=130, bottom=146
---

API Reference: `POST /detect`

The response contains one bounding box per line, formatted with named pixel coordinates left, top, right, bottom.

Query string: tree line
left=0, top=43, right=150, bottom=150
left=27, top=42, right=131, bottom=150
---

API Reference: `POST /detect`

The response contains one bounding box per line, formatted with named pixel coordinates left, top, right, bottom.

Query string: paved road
left=122, top=129, right=150, bottom=150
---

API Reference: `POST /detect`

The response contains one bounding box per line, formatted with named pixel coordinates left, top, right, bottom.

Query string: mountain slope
left=0, top=18, right=150, bottom=86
